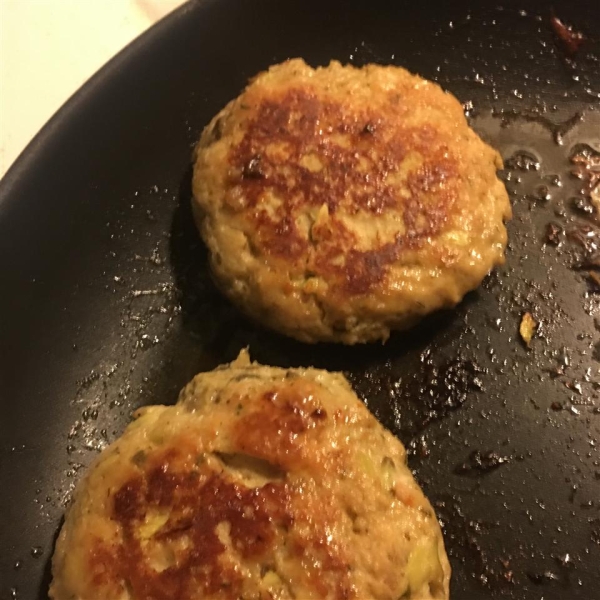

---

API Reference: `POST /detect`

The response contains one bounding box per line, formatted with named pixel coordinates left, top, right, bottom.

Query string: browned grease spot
left=229, top=88, right=459, bottom=295
left=550, top=15, right=585, bottom=56
left=234, top=383, right=328, bottom=469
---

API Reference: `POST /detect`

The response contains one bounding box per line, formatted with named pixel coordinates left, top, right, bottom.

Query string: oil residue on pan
left=1, top=1, right=599, bottom=600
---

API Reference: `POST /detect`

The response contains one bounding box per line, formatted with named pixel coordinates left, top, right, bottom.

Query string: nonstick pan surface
left=1, top=1, right=599, bottom=598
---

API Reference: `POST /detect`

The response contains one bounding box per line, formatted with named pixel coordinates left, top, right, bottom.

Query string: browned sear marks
left=87, top=390, right=351, bottom=600
left=93, top=449, right=291, bottom=599
left=229, top=89, right=459, bottom=295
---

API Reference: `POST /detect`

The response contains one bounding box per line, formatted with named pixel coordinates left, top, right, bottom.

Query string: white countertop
left=0, top=0, right=186, bottom=179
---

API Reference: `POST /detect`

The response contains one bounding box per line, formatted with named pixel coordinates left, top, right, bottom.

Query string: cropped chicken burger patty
left=50, top=351, right=450, bottom=600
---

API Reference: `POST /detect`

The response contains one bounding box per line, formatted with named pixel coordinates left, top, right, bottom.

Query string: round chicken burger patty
left=50, top=351, right=450, bottom=600
left=192, top=59, right=511, bottom=344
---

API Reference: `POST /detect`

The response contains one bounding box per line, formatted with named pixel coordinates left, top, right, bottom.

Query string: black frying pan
left=1, top=1, right=599, bottom=598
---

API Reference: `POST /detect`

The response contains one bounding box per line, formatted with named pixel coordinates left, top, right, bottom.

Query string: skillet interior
left=1, top=0, right=599, bottom=598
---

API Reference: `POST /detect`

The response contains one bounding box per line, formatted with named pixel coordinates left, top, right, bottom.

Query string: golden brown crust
left=193, top=59, right=511, bottom=343
left=50, top=353, right=450, bottom=600
left=227, top=89, right=459, bottom=296
left=100, top=447, right=295, bottom=599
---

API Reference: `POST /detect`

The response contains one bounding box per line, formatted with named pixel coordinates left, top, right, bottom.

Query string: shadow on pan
left=0, top=0, right=599, bottom=599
